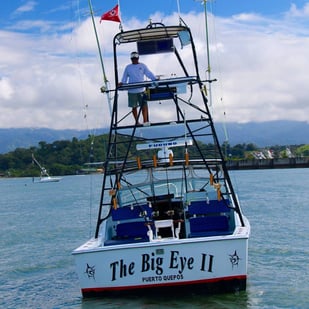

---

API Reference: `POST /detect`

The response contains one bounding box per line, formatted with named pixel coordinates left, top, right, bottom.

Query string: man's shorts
left=128, top=92, right=147, bottom=108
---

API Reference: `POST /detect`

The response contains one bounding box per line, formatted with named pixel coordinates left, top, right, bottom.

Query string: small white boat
left=73, top=6, right=250, bottom=298
left=33, top=175, right=61, bottom=183
left=32, top=154, right=61, bottom=183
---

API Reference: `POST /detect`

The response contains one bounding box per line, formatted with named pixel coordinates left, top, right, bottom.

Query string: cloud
left=1, top=4, right=309, bottom=129
left=13, top=1, right=37, bottom=16
left=0, top=77, right=14, bottom=100
left=209, top=11, right=309, bottom=123
left=288, top=3, right=309, bottom=17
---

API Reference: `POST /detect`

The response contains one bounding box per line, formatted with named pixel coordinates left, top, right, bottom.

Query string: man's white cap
left=130, top=51, right=139, bottom=59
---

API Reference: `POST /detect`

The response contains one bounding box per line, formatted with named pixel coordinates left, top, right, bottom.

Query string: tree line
left=0, top=134, right=308, bottom=177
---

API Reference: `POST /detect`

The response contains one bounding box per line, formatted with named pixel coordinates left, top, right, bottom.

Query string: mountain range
left=0, top=120, right=308, bottom=154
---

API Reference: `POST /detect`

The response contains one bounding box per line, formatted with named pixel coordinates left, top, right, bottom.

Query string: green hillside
left=0, top=133, right=308, bottom=177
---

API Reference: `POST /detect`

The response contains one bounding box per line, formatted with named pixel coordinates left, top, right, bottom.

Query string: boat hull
left=73, top=234, right=248, bottom=297
left=33, top=176, right=61, bottom=183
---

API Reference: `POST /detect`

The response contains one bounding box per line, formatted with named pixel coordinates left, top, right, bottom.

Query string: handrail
left=117, top=76, right=198, bottom=91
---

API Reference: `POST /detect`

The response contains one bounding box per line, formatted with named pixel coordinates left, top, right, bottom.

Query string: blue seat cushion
left=189, top=215, right=231, bottom=237
left=188, top=200, right=231, bottom=215
left=116, top=221, right=153, bottom=239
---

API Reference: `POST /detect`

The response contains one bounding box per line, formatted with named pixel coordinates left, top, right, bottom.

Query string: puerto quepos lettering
left=109, top=250, right=214, bottom=282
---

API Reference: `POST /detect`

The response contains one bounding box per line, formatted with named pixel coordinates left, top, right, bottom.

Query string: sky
left=1, top=0, right=309, bottom=130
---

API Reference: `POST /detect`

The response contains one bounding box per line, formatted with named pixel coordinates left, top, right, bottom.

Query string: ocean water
left=0, top=168, right=308, bottom=309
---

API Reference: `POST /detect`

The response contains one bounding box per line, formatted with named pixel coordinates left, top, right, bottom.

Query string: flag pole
left=87, top=0, right=112, bottom=116
left=117, top=0, right=123, bottom=31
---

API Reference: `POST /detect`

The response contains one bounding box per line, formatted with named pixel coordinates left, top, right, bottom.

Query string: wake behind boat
left=73, top=15, right=250, bottom=297
left=32, top=154, right=61, bottom=183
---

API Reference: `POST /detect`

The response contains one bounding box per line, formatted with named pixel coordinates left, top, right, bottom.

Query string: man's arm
left=143, top=64, right=156, bottom=81
left=120, top=66, right=129, bottom=84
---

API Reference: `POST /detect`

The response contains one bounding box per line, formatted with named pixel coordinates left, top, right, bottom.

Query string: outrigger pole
left=202, top=0, right=213, bottom=107
left=200, top=0, right=229, bottom=150
left=87, top=0, right=112, bottom=116
left=176, top=0, right=181, bottom=23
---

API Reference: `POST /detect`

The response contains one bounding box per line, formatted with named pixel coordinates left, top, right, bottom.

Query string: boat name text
left=109, top=250, right=214, bottom=281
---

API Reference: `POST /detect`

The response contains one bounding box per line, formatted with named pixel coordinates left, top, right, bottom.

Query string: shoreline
left=227, top=157, right=309, bottom=170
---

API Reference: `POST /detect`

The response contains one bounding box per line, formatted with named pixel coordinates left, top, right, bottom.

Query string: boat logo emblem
left=85, top=263, right=96, bottom=280
left=229, top=250, right=241, bottom=269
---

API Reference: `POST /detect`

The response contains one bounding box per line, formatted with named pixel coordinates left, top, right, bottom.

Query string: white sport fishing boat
left=32, top=154, right=61, bottom=183
left=73, top=12, right=250, bottom=297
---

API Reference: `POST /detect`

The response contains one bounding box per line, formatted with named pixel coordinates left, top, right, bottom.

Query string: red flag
left=100, top=4, right=121, bottom=23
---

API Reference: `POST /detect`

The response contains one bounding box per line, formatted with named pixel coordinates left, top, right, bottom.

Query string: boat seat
left=116, top=221, right=153, bottom=238
left=104, top=205, right=155, bottom=246
left=154, top=219, right=175, bottom=238
left=104, top=221, right=154, bottom=246
left=111, top=205, right=153, bottom=221
left=188, top=215, right=231, bottom=237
